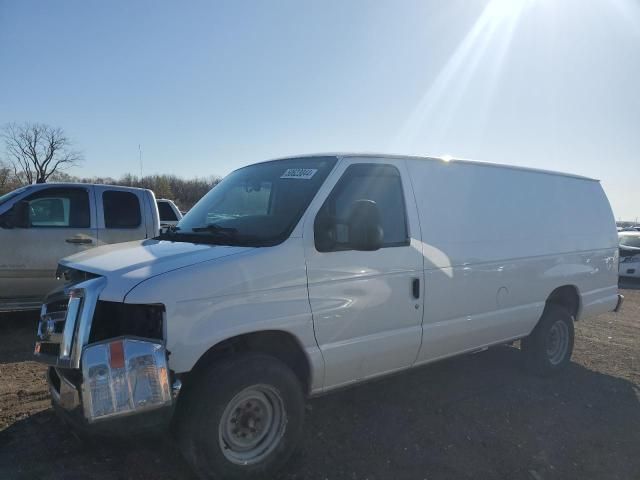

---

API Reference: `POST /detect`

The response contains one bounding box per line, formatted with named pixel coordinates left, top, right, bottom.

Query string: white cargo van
left=34, top=154, right=622, bottom=480
left=0, top=183, right=160, bottom=312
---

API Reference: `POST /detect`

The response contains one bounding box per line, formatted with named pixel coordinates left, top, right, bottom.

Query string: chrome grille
left=34, top=276, right=107, bottom=369
left=35, top=294, right=71, bottom=363
left=38, top=295, right=68, bottom=343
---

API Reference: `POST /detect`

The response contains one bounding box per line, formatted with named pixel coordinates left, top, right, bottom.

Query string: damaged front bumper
left=46, top=339, right=182, bottom=434
left=48, top=367, right=176, bottom=435
left=35, top=275, right=181, bottom=433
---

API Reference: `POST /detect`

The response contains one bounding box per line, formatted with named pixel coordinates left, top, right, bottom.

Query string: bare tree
left=2, top=122, right=83, bottom=184
left=0, top=160, right=12, bottom=193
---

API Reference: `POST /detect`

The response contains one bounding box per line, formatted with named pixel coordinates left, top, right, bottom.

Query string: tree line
left=1, top=122, right=220, bottom=210
left=57, top=171, right=220, bottom=211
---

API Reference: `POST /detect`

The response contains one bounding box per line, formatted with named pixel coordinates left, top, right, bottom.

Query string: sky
left=1, top=0, right=639, bottom=220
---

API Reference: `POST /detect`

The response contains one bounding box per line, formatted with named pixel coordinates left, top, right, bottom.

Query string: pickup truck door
left=94, top=186, right=150, bottom=245
left=303, top=159, right=424, bottom=390
left=0, top=185, right=97, bottom=307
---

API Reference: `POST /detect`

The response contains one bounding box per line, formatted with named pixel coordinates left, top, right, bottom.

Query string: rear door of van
left=94, top=186, right=149, bottom=245
left=303, top=157, right=425, bottom=389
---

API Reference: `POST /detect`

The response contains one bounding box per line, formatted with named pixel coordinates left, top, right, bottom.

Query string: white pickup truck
left=157, top=198, right=183, bottom=232
left=33, top=154, right=622, bottom=480
left=0, top=183, right=160, bottom=312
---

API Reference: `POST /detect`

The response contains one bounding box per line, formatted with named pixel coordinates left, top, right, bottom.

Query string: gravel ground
left=1, top=282, right=638, bottom=480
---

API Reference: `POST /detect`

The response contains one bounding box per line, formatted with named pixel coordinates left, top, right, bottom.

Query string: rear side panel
left=405, top=159, right=618, bottom=364
left=94, top=186, right=151, bottom=245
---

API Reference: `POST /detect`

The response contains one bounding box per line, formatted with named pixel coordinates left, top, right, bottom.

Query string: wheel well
left=545, top=285, right=581, bottom=320
left=186, top=330, right=312, bottom=395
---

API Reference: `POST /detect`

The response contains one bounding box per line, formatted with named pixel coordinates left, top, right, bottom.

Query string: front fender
left=123, top=238, right=325, bottom=391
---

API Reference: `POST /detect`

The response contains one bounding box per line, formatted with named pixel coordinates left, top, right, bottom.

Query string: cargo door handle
left=412, top=278, right=420, bottom=299
left=66, top=237, right=93, bottom=245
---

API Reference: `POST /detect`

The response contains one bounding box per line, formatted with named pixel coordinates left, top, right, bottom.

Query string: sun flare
left=392, top=0, right=536, bottom=152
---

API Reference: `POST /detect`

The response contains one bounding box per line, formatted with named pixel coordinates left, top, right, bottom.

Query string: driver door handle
left=66, top=237, right=93, bottom=245
left=412, top=278, right=420, bottom=299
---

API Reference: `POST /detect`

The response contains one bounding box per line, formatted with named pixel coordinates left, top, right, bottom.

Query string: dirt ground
left=1, top=282, right=638, bottom=480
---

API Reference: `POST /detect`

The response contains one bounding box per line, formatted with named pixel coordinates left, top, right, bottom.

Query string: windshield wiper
left=155, top=223, right=261, bottom=246
left=191, top=223, right=238, bottom=235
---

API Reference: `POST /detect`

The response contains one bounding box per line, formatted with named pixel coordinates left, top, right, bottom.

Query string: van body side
left=404, top=158, right=618, bottom=365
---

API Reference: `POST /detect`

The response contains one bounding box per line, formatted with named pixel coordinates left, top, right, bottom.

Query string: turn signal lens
left=109, top=340, right=125, bottom=369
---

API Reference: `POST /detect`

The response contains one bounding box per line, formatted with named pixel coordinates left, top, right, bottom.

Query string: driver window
left=314, top=164, right=409, bottom=252
left=24, top=188, right=90, bottom=228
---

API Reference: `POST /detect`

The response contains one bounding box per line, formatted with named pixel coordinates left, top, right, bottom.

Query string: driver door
left=303, top=159, right=424, bottom=390
left=0, top=186, right=97, bottom=306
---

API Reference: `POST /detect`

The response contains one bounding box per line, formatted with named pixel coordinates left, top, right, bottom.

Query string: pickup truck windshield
left=162, top=156, right=337, bottom=246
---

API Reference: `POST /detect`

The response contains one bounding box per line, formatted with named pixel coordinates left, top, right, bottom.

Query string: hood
left=60, top=239, right=253, bottom=301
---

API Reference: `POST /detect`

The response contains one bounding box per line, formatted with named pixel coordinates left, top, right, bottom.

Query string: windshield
left=0, top=186, right=29, bottom=208
left=619, top=235, right=640, bottom=249
left=161, top=156, right=337, bottom=246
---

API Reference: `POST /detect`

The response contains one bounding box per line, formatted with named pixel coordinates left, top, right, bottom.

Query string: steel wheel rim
left=218, top=385, right=287, bottom=465
left=546, top=320, right=569, bottom=365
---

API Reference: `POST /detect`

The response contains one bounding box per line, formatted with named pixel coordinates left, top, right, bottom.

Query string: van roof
left=18, top=183, right=151, bottom=192
left=262, top=153, right=599, bottom=182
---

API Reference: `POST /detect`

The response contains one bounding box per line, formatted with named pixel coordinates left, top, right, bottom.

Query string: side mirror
left=314, top=212, right=337, bottom=252
left=347, top=200, right=384, bottom=251
left=11, top=201, right=31, bottom=228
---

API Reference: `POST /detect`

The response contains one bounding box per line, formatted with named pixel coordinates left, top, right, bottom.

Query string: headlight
left=81, top=338, right=171, bottom=422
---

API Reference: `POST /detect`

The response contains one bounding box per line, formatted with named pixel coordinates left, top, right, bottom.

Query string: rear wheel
left=521, top=305, right=575, bottom=376
left=177, top=353, right=305, bottom=480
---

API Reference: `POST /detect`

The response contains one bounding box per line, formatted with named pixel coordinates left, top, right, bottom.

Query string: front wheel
left=521, top=305, right=575, bottom=376
left=177, top=353, right=305, bottom=480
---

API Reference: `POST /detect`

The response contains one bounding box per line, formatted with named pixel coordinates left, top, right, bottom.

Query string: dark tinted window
left=157, top=201, right=178, bottom=221
left=315, top=164, right=408, bottom=251
left=24, top=188, right=90, bottom=228
left=103, top=191, right=141, bottom=228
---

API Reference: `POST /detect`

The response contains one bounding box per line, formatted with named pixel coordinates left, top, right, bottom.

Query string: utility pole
left=139, top=144, right=144, bottom=180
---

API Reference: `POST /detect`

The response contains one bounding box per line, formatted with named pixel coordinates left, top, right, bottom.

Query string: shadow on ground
left=619, top=277, right=640, bottom=290
left=1, top=346, right=639, bottom=480
left=0, top=311, right=39, bottom=364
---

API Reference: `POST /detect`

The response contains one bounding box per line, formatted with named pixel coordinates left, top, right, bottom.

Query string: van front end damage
left=34, top=273, right=181, bottom=433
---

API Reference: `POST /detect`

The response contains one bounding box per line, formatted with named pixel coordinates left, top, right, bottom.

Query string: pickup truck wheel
left=521, top=305, right=575, bottom=376
left=177, top=353, right=304, bottom=480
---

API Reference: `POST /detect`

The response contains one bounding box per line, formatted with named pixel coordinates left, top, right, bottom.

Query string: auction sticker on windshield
left=281, top=168, right=318, bottom=179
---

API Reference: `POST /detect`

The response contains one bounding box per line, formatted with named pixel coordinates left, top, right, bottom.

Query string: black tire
left=521, top=304, right=575, bottom=376
left=176, top=353, right=305, bottom=480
